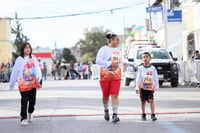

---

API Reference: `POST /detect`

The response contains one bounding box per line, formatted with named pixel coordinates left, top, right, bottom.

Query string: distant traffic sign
left=167, top=10, right=182, bottom=22
left=146, top=5, right=163, bottom=13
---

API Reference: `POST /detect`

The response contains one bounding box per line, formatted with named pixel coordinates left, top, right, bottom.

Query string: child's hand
left=9, top=84, right=14, bottom=91
left=124, top=63, right=128, bottom=68
left=37, top=77, right=40, bottom=82
left=10, top=87, right=14, bottom=90
left=111, top=62, right=118, bottom=69
left=136, top=90, right=139, bottom=94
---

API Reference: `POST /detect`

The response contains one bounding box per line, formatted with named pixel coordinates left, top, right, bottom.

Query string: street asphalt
left=0, top=79, right=200, bottom=133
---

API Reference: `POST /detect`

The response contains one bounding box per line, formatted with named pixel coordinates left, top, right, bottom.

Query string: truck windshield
left=137, top=49, right=171, bottom=59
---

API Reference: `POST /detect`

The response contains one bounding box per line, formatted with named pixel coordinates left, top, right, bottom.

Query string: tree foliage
left=11, top=12, right=29, bottom=53
left=62, top=48, right=76, bottom=62
left=78, top=27, right=110, bottom=61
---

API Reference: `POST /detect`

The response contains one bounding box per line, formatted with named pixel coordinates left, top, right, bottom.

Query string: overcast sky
left=0, top=0, right=155, bottom=49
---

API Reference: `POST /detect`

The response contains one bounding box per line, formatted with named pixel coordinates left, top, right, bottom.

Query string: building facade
left=0, top=18, right=12, bottom=64
left=181, top=0, right=200, bottom=61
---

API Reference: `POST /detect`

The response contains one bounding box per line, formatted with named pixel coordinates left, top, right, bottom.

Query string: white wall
left=194, top=29, right=200, bottom=50
left=0, top=18, right=12, bottom=63
left=167, top=22, right=183, bottom=60
left=155, top=22, right=183, bottom=60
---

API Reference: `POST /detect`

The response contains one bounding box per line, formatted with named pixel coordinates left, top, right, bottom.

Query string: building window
left=170, top=0, right=181, bottom=9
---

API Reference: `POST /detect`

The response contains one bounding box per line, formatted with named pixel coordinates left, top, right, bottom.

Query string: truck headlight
left=172, top=64, right=177, bottom=70
left=127, top=65, right=134, bottom=72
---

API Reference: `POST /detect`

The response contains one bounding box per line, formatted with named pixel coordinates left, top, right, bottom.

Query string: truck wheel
left=159, top=81, right=163, bottom=86
left=125, top=78, right=131, bottom=86
left=171, top=81, right=178, bottom=87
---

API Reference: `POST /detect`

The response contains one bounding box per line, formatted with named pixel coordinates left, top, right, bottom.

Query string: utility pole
left=148, top=0, right=155, bottom=44
left=149, top=0, right=152, bottom=31
left=123, top=13, right=126, bottom=44
left=54, top=41, right=57, bottom=61
left=163, top=0, right=168, bottom=49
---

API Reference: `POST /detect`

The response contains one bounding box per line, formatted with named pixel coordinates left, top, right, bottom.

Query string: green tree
left=78, top=27, right=110, bottom=61
left=11, top=12, right=29, bottom=53
left=62, top=48, right=76, bottom=62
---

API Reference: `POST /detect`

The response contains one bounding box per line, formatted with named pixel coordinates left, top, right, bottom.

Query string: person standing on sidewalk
left=52, top=61, right=57, bottom=80
left=96, top=32, right=127, bottom=124
left=43, top=62, right=47, bottom=80
left=9, top=42, right=42, bottom=126
left=38, top=57, right=43, bottom=87
left=135, top=52, right=159, bottom=121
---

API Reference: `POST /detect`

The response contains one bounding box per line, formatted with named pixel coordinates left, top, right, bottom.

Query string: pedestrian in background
left=43, top=62, right=47, bottom=80
left=192, top=50, right=200, bottom=60
left=77, top=61, right=83, bottom=79
left=57, top=61, right=61, bottom=80
left=60, top=60, right=67, bottom=80
left=135, top=52, right=159, bottom=121
left=87, top=61, right=92, bottom=79
left=1, top=63, right=8, bottom=82
left=52, top=61, right=57, bottom=80
left=6, top=62, right=13, bottom=82
left=9, top=42, right=41, bottom=126
left=82, top=62, right=88, bottom=79
left=77, top=61, right=83, bottom=73
left=69, top=60, right=81, bottom=79
left=96, top=32, right=127, bottom=124
left=38, top=57, right=43, bottom=86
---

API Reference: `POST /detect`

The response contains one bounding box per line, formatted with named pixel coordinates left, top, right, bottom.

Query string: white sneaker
left=21, top=119, right=28, bottom=126
left=28, top=113, right=33, bottom=123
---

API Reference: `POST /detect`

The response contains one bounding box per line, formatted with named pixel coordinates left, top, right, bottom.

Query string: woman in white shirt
left=96, top=33, right=127, bottom=124
left=9, top=42, right=41, bottom=126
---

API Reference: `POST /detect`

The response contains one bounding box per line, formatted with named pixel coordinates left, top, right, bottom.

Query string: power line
left=11, top=2, right=145, bottom=20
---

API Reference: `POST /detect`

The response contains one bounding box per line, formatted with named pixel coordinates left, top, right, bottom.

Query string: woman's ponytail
left=106, top=32, right=117, bottom=43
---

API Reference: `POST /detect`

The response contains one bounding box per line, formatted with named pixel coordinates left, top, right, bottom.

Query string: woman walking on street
left=96, top=32, right=127, bottom=124
left=9, top=42, right=42, bottom=126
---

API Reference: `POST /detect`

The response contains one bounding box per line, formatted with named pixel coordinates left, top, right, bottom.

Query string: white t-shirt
left=96, top=45, right=124, bottom=81
left=135, top=65, right=159, bottom=91
left=96, top=45, right=124, bottom=68
left=9, top=55, right=42, bottom=91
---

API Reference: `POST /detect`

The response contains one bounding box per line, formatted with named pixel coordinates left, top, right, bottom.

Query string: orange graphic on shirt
left=100, top=51, right=121, bottom=81
left=18, top=59, right=40, bottom=92
left=139, top=71, right=154, bottom=91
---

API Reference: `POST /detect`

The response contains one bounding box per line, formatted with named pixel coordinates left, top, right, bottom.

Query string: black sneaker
left=112, top=113, right=120, bottom=123
left=151, top=114, right=157, bottom=121
left=104, top=109, right=110, bottom=121
left=142, top=113, right=146, bottom=121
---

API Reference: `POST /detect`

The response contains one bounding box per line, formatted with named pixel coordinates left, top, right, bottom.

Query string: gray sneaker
left=142, top=113, right=146, bottom=121
left=104, top=109, right=110, bottom=121
left=112, top=113, right=120, bottom=124
left=151, top=114, right=157, bottom=121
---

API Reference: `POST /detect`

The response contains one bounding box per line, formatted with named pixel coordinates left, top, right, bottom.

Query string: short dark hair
left=195, top=50, right=199, bottom=54
left=20, top=42, right=32, bottom=58
left=143, top=52, right=151, bottom=58
left=106, top=32, right=117, bottom=43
